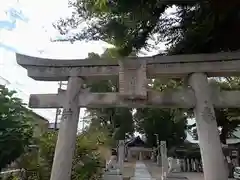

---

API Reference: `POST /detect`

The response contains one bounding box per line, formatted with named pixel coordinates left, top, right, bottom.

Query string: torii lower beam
left=28, top=89, right=240, bottom=109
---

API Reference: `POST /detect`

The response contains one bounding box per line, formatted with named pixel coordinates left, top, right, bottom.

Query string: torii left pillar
left=50, top=77, right=83, bottom=180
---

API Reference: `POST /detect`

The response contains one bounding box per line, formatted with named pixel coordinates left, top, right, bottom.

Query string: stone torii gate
left=16, top=52, right=240, bottom=180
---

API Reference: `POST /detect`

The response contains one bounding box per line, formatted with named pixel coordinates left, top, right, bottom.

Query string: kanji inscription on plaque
left=119, top=60, right=147, bottom=100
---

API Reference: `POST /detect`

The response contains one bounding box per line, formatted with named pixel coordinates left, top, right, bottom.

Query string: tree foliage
left=135, top=108, right=187, bottom=148
left=16, top=129, right=110, bottom=180
left=55, top=0, right=240, bottom=55
left=0, top=85, right=33, bottom=171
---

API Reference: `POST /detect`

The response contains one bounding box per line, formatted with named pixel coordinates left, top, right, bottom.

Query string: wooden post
left=189, top=73, right=228, bottom=180
left=50, top=77, right=83, bottom=180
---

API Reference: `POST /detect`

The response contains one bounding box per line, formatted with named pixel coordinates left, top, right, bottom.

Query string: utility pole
left=54, top=81, right=67, bottom=130
left=54, top=108, right=61, bottom=130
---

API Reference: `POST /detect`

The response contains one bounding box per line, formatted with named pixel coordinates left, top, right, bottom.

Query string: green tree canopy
left=134, top=108, right=187, bottom=148
left=55, top=0, right=240, bottom=55
left=0, top=85, right=33, bottom=171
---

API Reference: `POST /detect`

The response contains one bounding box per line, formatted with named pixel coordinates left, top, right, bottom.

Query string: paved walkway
left=131, top=161, right=156, bottom=180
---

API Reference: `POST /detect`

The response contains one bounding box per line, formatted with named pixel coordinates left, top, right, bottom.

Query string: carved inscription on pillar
left=119, top=60, right=147, bottom=100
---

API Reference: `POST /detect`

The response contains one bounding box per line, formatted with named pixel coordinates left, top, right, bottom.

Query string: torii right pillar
left=189, top=73, right=228, bottom=180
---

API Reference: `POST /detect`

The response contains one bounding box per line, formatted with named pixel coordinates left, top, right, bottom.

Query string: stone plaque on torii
left=16, top=52, right=240, bottom=180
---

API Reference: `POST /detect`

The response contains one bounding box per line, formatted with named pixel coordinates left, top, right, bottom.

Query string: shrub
left=16, top=129, right=111, bottom=180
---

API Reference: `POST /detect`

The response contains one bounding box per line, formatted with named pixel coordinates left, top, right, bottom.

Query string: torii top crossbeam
left=16, top=52, right=240, bottom=81
left=16, top=51, right=240, bottom=109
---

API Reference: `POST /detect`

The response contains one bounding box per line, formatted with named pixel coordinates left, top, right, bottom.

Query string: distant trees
left=135, top=108, right=187, bottom=148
